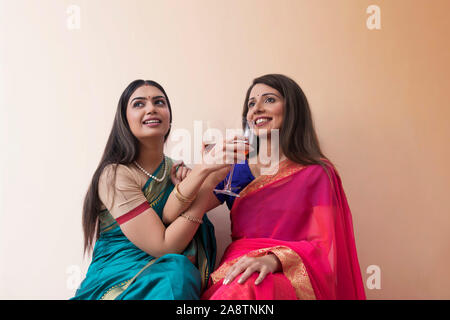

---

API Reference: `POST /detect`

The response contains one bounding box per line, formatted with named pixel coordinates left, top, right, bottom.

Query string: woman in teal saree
left=72, top=156, right=216, bottom=300
left=72, top=80, right=241, bottom=300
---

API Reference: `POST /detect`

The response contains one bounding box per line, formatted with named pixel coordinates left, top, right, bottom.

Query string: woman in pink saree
left=200, top=74, right=366, bottom=300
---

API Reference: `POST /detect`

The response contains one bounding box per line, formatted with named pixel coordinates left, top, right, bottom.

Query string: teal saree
left=71, top=157, right=216, bottom=300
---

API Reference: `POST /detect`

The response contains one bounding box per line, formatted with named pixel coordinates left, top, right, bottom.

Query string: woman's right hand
left=201, top=136, right=248, bottom=173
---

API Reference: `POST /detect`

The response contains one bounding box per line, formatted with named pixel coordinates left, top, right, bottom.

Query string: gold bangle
left=174, top=183, right=196, bottom=203
left=180, top=213, right=203, bottom=224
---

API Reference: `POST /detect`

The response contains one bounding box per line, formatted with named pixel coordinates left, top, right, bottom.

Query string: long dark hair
left=82, top=80, right=172, bottom=255
left=242, top=74, right=335, bottom=175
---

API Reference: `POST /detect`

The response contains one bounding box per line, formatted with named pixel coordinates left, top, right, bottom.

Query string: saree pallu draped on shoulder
left=202, top=160, right=366, bottom=300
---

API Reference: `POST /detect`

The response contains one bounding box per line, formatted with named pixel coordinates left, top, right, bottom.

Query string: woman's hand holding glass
left=201, top=135, right=249, bottom=175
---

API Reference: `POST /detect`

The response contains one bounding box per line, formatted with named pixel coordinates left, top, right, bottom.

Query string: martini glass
left=203, top=119, right=248, bottom=197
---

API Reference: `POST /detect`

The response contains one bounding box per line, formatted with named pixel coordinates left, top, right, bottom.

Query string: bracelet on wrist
left=174, top=183, right=196, bottom=204
left=180, top=213, right=203, bottom=224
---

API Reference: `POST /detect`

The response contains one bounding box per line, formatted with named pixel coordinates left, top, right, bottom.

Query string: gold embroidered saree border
left=210, top=256, right=241, bottom=285
left=239, top=160, right=306, bottom=198
left=264, top=246, right=316, bottom=300
left=100, top=258, right=157, bottom=300
left=142, top=156, right=173, bottom=204
left=196, top=235, right=210, bottom=293
left=209, top=245, right=316, bottom=300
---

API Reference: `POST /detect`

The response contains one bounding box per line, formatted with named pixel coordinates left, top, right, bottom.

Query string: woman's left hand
left=170, top=161, right=191, bottom=185
left=223, top=253, right=282, bottom=286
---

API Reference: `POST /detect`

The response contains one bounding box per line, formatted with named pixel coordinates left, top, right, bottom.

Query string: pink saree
left=201, top=159, right=366, bottom=300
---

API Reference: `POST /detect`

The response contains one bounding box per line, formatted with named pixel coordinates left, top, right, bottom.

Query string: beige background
left=0, top=0, right=449, bottom=299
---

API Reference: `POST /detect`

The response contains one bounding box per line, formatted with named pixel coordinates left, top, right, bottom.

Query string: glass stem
left=225, top=164, right=236, bottom=190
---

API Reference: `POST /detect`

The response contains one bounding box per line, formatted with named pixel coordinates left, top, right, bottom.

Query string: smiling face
left=126, top=85, right=171, bottom=142
left=246, top=83, right=285, bottom=135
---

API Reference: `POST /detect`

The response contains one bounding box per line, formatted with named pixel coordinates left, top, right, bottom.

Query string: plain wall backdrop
left=1, top=0, right=449, bottom=299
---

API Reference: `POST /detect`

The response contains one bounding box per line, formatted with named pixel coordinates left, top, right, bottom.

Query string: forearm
left=162, top=165, right=211, bottom=224
left=163, top=151, right=235, bottom=224
left=121, top=187, right=215, bottom=258
left=160, top=187, right=212, bottom=254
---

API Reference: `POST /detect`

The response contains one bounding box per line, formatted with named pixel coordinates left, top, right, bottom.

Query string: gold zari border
left=210, top=245, right=316, bottom=300
left=100, top=258, right=156, bottom=300
left=239, top=160, right=305, bottom=198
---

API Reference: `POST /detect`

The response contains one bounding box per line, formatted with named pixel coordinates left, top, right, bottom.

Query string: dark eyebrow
left=152, top=95, right=166, bottom=101
left=130, top=96, right=166, bottom=103
left=248, top=93, right=281, bottom=101
left=130, top=96, right=146, bottom=103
